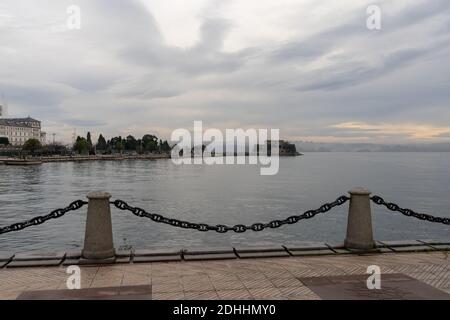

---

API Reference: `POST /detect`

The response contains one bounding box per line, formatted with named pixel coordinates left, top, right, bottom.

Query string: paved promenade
left=1, top=251, right=449, bottom=300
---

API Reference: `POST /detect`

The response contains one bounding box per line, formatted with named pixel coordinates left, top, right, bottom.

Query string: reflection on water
left=0, top=152, right=449, bottom=252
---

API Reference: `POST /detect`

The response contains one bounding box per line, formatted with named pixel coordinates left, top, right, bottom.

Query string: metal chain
left=371, top=196, right=450, bottom=225
left=0, top=200, right=88, bottom=235
left=111, top=195, right=350, bottom=233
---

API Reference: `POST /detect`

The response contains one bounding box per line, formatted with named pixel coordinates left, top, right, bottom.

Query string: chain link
left=0, top=200, right=88, bottom=235
left=371, top=196, right=450, bottom=225
left=111, top=195, right=350, bottom=233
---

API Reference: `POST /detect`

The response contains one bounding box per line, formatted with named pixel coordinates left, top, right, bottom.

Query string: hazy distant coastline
left=294, top=141, right=450, bottom=152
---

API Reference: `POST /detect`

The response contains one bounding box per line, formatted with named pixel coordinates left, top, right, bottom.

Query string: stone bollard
left=81, top=192, right=115, bottom=262
left=344, top=187, right=375, bottom=250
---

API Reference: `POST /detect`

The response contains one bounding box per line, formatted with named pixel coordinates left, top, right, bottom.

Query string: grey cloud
left=64, top=119, right=107, bottom=127
left=0, top=81, right=69, bottom=107
left=0, top=0, right=449, bottom=143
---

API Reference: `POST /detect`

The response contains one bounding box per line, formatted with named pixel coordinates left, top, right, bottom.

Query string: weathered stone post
left=344, top=187, right=375, bottom=250
left=81, top=192, right=115, bottom=262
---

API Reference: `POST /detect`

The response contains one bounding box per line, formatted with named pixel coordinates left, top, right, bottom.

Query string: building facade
left=0, top=117, right=47, bottom=146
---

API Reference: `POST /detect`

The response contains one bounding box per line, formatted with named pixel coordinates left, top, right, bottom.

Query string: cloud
left=0, top=0, right=449, bottom=144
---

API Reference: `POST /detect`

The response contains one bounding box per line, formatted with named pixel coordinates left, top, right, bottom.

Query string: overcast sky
left=1, top=0, right=450, bottom=144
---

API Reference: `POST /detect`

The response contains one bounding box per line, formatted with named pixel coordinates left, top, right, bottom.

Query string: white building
left=0, top=117, right=47, bottom=146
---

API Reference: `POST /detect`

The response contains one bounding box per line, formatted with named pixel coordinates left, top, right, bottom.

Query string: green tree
left=115, top=139, right=124, bottom=154
left=73, top=136, right=89, bottom=154
left=97, top=134, right=107, bottom=151
left=142, top=134, right=158, bottom=152
left=136, top=139, right=143, bottom=154
left=86, top=132, right=92, bottom=147
left=22, top=138, right=42, bottom=155
left=160, top=140, right=171, bottom=152
left=125, top=135, right=138, bottom=151
left=0, top=137, right=9, bottom=145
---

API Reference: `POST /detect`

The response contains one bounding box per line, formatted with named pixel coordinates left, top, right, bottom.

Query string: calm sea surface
left=0, top=153, right=449, bottom=252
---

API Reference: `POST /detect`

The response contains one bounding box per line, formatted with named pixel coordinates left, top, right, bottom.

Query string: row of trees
left=73, top=132, right=171, bottom=155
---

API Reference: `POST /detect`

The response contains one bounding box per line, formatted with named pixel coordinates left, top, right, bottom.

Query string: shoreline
left=0, top=154, right=171, bottom=164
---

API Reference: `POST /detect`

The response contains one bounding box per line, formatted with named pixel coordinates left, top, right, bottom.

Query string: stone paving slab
left=115, top=249, right=132, bottom=258
left=0, top=252, right=15, bottom=261
left=7, top=259, right=63, bottom=268
left=134, top=248, right=182, bottom=257
left=62, top=259, right=80, bottom=266
left=288, top=249, right=335, bottom=257
left=284, top=242, right=330, bottom=251
left=183, top=247, right=237, bottom=261
left=79, top=257, right=116, bottom=265
left=183, top=253, right=237, bottom=261
left=388, top=246, right=436, bottom=253
left=325, top=243, right=352, bottom=254
left=65, top=250, right=81, bottom=259
left=417, top=239, right=450, bottom=245
left=234, top=246, right=290, bottom=258
left=378, top=240, right=424, bottom=247
left=116, top=256, right=131, bottom=264
left=234, top=246, right=287, bottom=253
left=13, top=251, right=66, bottom=261
left=184, top=247, right=235, bottom=254
left=133, top=255, right=182, bottom=263
left=237, top=251, right=290, bottom=259
left=426, top=244, right=450, bottom=251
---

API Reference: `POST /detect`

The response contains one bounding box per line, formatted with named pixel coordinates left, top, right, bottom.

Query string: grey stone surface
left=0, top=252, right=14, bottom=261
left=346, top=247, right=386, bottom=254
left=378, top=240, right=423, bottom=247
left=389, top=246, right=435, bottom=253
left=288, top=249, right=335, bottom=256
left=284, top=242, right=329, bottom=251
left=237, top=251, right=290, bottom=259
left=115, top=249, right=132, bottom=258
left=417, top=239, right=450, bottom=245
left=325, top=242, right=346, bottom=249
left=133, top=255, right=181, bottom=263
left=0, top=260, right=10, bottom=268
left=13, top=251, right=65, bottom=261
left=427, top=244, right=450, bottom=251
left=377, top=247, right=396, bottom=253
left=7, top=259, right=62, bottom=268
left=183, top=247, right=234, bottom=254
left=82, top=192, right=115, bottom=259
left=62, top=259, right=80, bottom=266
left=345, top=188, right=375, bottom=250
left=65, top=250, right=82, bottom=259
left=234, top=246, right=286, bottom=253
left=134, top=248, right=182, bottom=257
left=330, top=248, right=352, bottom=254
left=79, top=257, right=116, bottom=265
left=183, top=253, right=237, bottom=261
left=115, top=256, right=131, bottom=264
